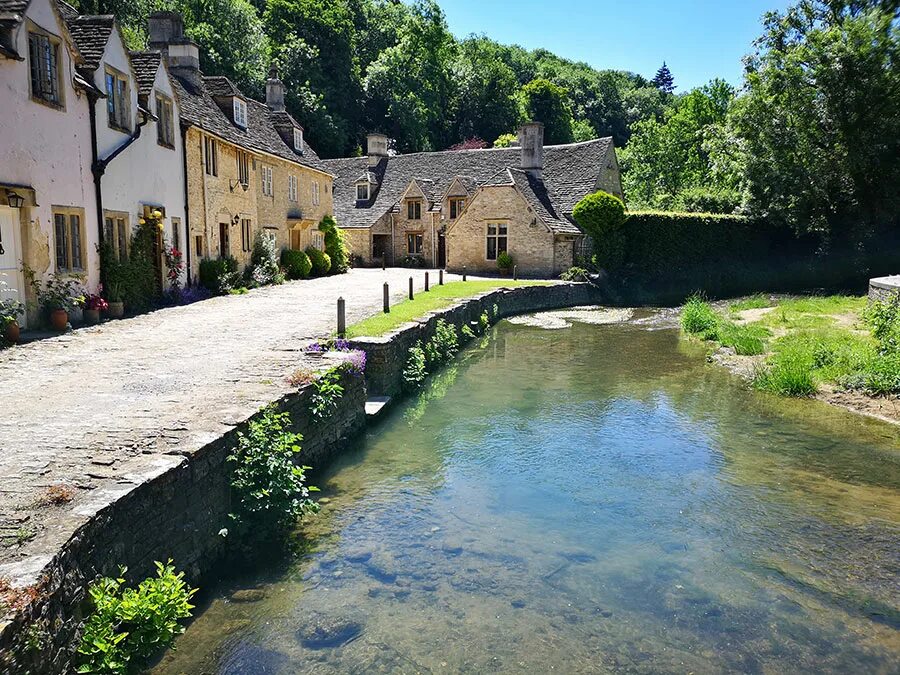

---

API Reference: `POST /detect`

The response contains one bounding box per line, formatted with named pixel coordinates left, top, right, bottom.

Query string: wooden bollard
left=513, top=265, right=518, bottom=281
left=383, top=282, right=390, bottom=313
left=462, top=265, right=467, bottom=282
left=409, top=277, right=414, bottom=300
left=337, top=296, right=346, bottom=337
left=424, top=271, right=429, bottom=292
left=439, top=269, right=444, bottom=285
left=381, top=256, right=386, bottom=271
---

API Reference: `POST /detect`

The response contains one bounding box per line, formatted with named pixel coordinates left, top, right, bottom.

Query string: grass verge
left=345, top=280, right=550, bottom=338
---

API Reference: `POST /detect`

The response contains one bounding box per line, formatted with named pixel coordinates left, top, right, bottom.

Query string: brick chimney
left=266, top=66, right=285, bottom=112
left=366, top=132, right=389, bottom=167
left=518, top=122, right=544, bottom=177
left=149, top=12, right=201, bottom=88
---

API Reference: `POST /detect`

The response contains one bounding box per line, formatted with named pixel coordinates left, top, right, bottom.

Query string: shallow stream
left=153, top=310, right=900, bottom=674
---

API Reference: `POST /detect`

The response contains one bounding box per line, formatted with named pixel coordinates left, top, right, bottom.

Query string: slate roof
left=65, top=14, right=114, bottom=71
left=0, top=0, right=29, bottom=18
left=129, top=51, right=160, bottom=96
left=203, top=75, right=242, bottom=99
left=170, top=73, right=325, bottom=171
left=322, top=137, right=613, bottom=233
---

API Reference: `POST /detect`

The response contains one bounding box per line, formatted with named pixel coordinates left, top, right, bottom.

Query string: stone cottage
left=147, top=12, right=334, bottom=282
left=323, top=123, right=622, bottom=277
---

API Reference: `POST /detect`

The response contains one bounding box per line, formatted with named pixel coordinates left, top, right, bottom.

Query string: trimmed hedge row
left=621, top=211, right=790, bottom=275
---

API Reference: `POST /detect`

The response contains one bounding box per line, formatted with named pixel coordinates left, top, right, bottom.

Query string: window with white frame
left=356, top=182, right=369, bottom=201
left=28, top=31, right=61, bottom=106
left=293, top=128, right=303, bottom=152
left=261, top=165, right=274, bottom=196
left=105, top=66, right=130, bottom=130
left=156, top=92, right=175, bottom=147
left=236, top=150, right=250, bottom=187
left=53, top=207, right=85, bottom=272
left=233, top=97, right=248, bottom=128
left=486, top=223, right=508, bottom=261
left=288, top=175, right=298, bottom=202
left=312, top=181, right=320, bottom=205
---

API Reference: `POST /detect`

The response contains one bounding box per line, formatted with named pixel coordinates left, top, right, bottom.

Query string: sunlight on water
left=153, top=311, right=900, bottom=674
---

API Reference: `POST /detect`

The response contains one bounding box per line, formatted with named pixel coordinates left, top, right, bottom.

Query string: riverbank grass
left=345, top=280, right=549, bottom=338
left=682, top=294, right=900, bottom=398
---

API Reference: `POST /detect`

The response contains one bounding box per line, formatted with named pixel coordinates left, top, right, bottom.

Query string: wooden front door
left=437, top=232, right=446, bottom=269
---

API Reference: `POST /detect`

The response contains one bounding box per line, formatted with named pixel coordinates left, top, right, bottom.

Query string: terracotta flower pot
left=3, top=320, right=20, bottom=344
left=84, top=308, right=101, bottom=325
left=50, top=309, right=68, bottom=332
left=107, top=302, right=125, bottom=319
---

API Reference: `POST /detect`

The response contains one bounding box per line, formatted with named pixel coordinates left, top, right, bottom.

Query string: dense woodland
left=75, top=0, right=900, bottom=253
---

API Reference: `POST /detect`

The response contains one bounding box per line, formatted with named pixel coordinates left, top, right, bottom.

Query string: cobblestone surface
left=0, top=268, right=472, bottom=577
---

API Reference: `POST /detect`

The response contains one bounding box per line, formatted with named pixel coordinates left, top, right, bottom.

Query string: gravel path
left=0, top=268, right=475, bottom=576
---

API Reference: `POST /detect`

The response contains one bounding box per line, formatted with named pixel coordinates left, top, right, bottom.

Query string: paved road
left=0, top=268, right=473, bottom=574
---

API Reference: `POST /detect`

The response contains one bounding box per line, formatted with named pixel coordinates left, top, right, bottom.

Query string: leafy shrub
left=246, top=231, right=284, bottom=287
left=461, top=324, right=476, bottom=340
left=403, top=341, right=428, bottom=391
left=864, top=296, right=900, bottom=354
left=76, top=561, right=195, bottom=675
left=478, top=311, right=489, bottom=334
left=572, top=191, right=627, bottom=271
left=401, top=255, right=425, bottom=268
left=311, top=368, right=344, bottom=419
left=560, top=266, right=590, bottom=282
left=280, top=248, right=313, bottom=280
left=849, top=352, right=900, bottom=395
left=198, top=256, right=240, bottom=294
left=228, top=406, right=318, bottom=535
left=318, top=216, right=350, bottom=274
left=497, top=251, right=513, bottom=271
left=675, top=187, right=742, bottom=215
left=305, top=247, right=332, bottom=277
left=681, top=296, right=719, bottom=338
left=426, top=319, right=459, bottom=365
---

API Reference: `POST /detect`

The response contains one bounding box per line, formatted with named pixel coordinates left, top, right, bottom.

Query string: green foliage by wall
left=571, top=191, right=627, bottom=270
left=281, top=248, right=312, bottom=280
left=318, top=215, right=350, bottom=274
left=198, top=256, right=240, bottom=294
left=520, top=78, right=574, bottom=145
left=306, top=247, right=332, bottom=277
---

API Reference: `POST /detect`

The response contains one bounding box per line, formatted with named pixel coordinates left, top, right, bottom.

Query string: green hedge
left=281, top=248, right=312, bottom=280
left=621, top=211, right=786, bottom=275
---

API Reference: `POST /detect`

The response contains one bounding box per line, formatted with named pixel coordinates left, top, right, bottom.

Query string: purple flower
left=344, top=349, right=366, bottom=376
left=334, top=338, right=351, bottom=352
left=305, top=341, right=325, bottom=354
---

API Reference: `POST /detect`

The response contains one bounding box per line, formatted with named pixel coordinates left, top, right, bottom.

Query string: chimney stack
left=518, top=122, right=544, bottom=177
left=266, top=67, right=285, bottom=112
left=366, top=132, right=389, bottom=167
left=149, top=12, right=201, bottom=87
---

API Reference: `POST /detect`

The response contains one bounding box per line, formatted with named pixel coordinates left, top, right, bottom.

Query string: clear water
left=153, top=312, right=900, bottom=674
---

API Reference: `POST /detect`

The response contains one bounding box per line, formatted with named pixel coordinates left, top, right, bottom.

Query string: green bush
left=281, top=249, right=312, bottom=280
left=864, top=296, right=900, bottom=354
left=305, top=247, right=332, bottom=277
left=310, top=368, right=344, bottom=420
left=681, top=296, right=719, bottom=338
left=403, top=341, right=428, bottom=391
left=245, top=231, right=283, bottom=287
left=497, top=251, right=513, bottom=271
left=572, top=191, right=627, bottom=271
left=318, top=216, right=350, bottom=274
left=198, top=256, right=240, bottom=294
left=76, top=561, right=196, bottom=674
left=675, top=187, right=742, bottom=215
left=560, top=266, right=590, bottom=282
left=227, top=406, right=318, bottom=536
left=425, top=319, right=459, bottom=366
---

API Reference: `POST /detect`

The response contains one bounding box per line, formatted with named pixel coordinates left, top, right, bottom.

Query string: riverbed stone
left=296, top=612, right=364, bottom=650
left=229, top=589, right=267, bottom=603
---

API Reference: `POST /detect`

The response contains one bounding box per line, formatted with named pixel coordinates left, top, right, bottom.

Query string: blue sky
left=439, top=0, right=794, bottom=90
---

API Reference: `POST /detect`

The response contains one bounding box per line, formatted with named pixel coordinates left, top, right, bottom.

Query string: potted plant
left=106, top=281, right=125, bottom=319
left=83, top=294, right=108, bottom=325
left=35, top=273, right=81, bottom=332
left=497, top=251, right=514, bottom=276
left=1, top=297, right=24, bottom=344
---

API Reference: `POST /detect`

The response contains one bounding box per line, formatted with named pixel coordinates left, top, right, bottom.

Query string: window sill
left=30, top=95, right=64, bottom=112
left=108, top=122, right=131, bottom=134
left=157, top=140, right=176, bottom=150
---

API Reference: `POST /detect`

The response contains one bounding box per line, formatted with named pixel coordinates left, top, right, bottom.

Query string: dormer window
left=356, top=182, right=370, bottom=201
left=233, top=98, right=248, bottom=128
left=105, top=66, right=130, bottom=131
left=293, top=128, right=303, bottom=152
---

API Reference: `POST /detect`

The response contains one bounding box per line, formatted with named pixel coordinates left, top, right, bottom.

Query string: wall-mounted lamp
left=231, top=214, right=240, bottom=226
left=6, top=190, right=24, bottom=209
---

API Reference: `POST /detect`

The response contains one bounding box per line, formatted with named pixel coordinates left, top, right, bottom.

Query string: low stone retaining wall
left=868, top=275, right=900, bottom=303
left=0, top=366, right=366, bottom=674
left=352, top=282, right=600, bottom=397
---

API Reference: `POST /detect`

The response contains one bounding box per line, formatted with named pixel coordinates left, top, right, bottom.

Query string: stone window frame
left=171, top=217, right=182, bottom=253
left=103, top=210, right=130, bottom=263
left=104, top=65, right=131, bottom=132
left=407, top=199, right=422, bottom=221
left=406, top=230, right=424, bottom=256
left=236, top=150, right=250, bottom=187
left=240, top=218, right=253, bottom=252
left=485, top=221, right=508, bottom=261
left=155, top=91, right=175, bottom=148
left=52, top=206, right=87, bottom=274
left=356, top=182, right=369, bottom=201
left=288, top=174, right=298, bottom=202
left=449, top=197, right=466, bottom=220
left=312, top=180, right=320, bottom=206
left=26, top=22, right=64, bottom=110
left=204, top=136, right=218, bottom=176
left=260, top=165, right=274, bottom=197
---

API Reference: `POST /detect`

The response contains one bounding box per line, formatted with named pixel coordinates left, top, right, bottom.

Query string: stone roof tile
left=65, top=14, right=114, bottom=71
left=129, top=51, right=160, bottom=96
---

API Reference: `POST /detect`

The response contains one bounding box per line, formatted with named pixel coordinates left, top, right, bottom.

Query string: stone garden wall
left=868, top=276, right=900, bottom=303
left=352, top=282, right=600, bottom=397
left=0, top=369, right=366, bottom=674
